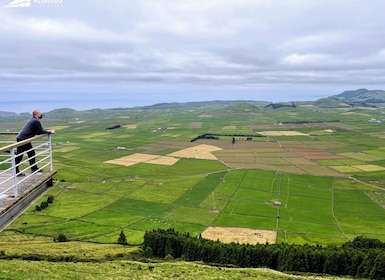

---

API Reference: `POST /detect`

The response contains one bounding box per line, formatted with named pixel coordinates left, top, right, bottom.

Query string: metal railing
left=0, top=134, right=53, bottom=198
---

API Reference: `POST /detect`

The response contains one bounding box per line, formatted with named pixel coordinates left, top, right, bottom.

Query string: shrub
left=165, top=254, right=174, bottom=261
left=56, top=233, right=68, bottom=242
left=40, top=201, right=48, bottom=209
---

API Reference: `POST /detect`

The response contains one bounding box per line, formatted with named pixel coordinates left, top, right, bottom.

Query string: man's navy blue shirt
left=17, top=118, right=49, bottom=140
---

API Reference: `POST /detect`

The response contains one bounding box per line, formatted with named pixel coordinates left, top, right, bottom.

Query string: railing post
left=48, top=134, right=53, bottom=172
left=10, top=148, right=19, bottom=197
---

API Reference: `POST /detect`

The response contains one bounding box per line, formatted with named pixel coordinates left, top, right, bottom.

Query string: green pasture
left=366, top=190, right=385, bottom=204
left=7, top=153, right=385, bottom=245
left=88, top=228, right=144, bottom=244
left=278, top=219, right=341, bottom=236
left=337, top=215, right=385, bottom=235
left=243, top=169, right=282, bottom=181
left=214, top=213, right=277, bottom=230
left=127, top=184, right=186, bottom=204
left=231, top=188, right=278, bottom=203
left=279, top=207, right=336, bottom=224
left=285, top=195, right=332, bottom=213
left=81, top=210, right=142, bottom=228
left=333, top=177, right=376, bottom=190
left=199, top=192, right=232, bottom=210
left=284, top=182, right=331, bottom=199
left=334, top=189, right=375, bottom=203
left=2, top=104, right=385, bottom=253
left=334, top=200, right=385, bottom=216
left=0, top=230, right=138, bottom=258
left=279, top=231, right=348, bottom=245
left=130, top=218, right=206, bottom=236
left=165, top=206, right=218, bottom=225
left=173, top=171, right=225, bottom=207
left=215, top=170, right=247, bottom=194
left=239, top=177, right=280, bottom=193
left=23, top=220, right=117, bottom=241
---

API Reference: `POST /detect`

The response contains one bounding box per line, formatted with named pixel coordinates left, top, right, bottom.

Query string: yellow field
left=202, top=227, right=276, bottom=245
left=330, top=166, right=362, bottom=173
left=353, top=165, right=385, bottom=172
left=52, top=126, right=70, bottom=131
left=259, top=131, right=309, bottom=136
left=80, top=132, right=110, bottom=139
left=105, top=153, right=179, bottom=166
left=54, top=147, right=81, bottom=153
left=123, top=124, right=137, bottom=129
left=105, top=144, right=221, bottom=167
left=168, top=144, right=222, bottom=160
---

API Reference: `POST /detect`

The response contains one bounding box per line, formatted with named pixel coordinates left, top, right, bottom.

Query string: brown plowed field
left=106, top=139, right=347, bottom=177
left=249, top=122, right=359, bottom=130
left=202, top=226, right=276, bottom=245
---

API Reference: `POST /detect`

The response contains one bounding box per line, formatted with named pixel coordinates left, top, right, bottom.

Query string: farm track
left=331, top=179, right=349, bottom=240
left=275, top=172, right=282, bottom=241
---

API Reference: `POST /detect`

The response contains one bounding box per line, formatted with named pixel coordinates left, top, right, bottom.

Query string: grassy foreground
left=0, top=233, right=344, bottom=279
left=0, top=259, right=345, bottom=280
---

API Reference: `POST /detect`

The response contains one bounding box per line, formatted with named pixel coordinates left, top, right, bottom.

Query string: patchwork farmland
left=2, top=102, right=385, bottom=251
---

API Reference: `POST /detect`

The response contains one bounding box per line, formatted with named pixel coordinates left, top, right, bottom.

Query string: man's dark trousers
left=15, top=138, right=38, bottom=173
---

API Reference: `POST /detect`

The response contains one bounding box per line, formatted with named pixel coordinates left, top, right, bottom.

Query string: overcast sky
left=1, top=0, right=385, bottom=111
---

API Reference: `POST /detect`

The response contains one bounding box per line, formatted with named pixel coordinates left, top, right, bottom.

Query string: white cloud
left=0, top=0, right=385, bottom=105
left=281, top=53, right=334, bottom=68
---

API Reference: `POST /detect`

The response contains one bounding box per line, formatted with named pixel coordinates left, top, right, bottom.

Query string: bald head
left=32, top=109, right=43, bottom=119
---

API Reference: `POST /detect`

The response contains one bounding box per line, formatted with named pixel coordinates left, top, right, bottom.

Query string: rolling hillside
left=330, top=88, right=385, bottom=103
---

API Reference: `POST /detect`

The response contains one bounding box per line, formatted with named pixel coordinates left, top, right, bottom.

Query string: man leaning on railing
left=15, top=109, right=55, bottom=177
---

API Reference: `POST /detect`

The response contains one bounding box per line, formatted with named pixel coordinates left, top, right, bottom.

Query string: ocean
left=1, top=89, right=329, bottom=114
left=1, top=96, right=156, bottom=114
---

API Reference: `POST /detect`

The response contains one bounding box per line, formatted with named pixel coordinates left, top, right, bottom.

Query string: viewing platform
left=0, top=134, right=56, bottom=230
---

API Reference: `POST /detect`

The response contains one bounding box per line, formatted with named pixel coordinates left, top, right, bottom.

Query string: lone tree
left=118, top=230, right=128, bottom=245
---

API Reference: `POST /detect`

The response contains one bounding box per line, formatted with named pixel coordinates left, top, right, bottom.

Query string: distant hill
left=313, top=98, right=351, bottom=108
left=330, top=88, right=385, bottom=104
left=0, top=111, right=17, bottom=117
left=140, top=100, right=269, bottom=109
left=3, top=90, right=385, bottom=116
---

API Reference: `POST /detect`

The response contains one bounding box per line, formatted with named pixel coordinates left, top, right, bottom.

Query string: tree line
left=191, top=133, right=265, bottom=142
left=142, top=228, right=385, bottom=279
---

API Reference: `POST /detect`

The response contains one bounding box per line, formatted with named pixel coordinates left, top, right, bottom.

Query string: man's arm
left=34, top=119, right=55, bottom=135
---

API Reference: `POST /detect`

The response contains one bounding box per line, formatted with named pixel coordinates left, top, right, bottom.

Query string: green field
left=1, top=103, right=385, bottom=278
